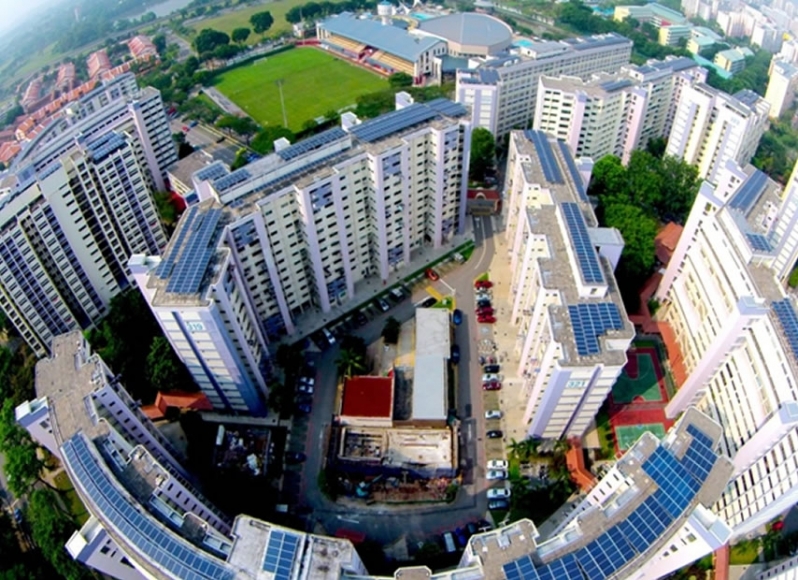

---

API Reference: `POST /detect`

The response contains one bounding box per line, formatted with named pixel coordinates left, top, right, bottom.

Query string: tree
left=27, top=489, right=91, bottom=580
left=232, top=27, right=251, bottom=44
left=2, top=104, right=23, bottom=128
left=4, top=441, right=45, bottom=497
left=193, top=28, right=230, bottom=55
left=588, top=155, right=628, bottom=207
left=604, top=203, right=659, bottom=281
left=382, top=316, right=401, bottom=345
left=388, top=72, right=413, bottom=88
left=336, top=347, right=366, bottom=378
left=216, top=114, right=259, bottom=143
left=469, top=127, right=496, bottom=182
left=355, top=89, right=396, bottom=119
left=251, top=126, right=295, bottom=154
left=645, top=136, right=667, bottom=159
left=146, top=337, right=193, bottom=393
left=152, top=33, right=167, bottom=55
left=250, top=11, right=274, bottom=35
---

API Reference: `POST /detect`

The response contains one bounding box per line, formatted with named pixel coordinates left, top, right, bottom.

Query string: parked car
left=297, top=383, right=314, bottom=395
left=485, top=409, right=503, bottom=420
left=295, top=401, right=312, bottom=414
left=451, top=344, right=460, bottom=364
left=482, top=382, right=501, bottom=391
left=487, top=459, right=509, bottom=470
left=285, top=452, right=307, bottom=464
left=476, top=306, right=494, bottom=316
left=299, top=376, right=315, bottom=386
left=419, top=296, right=437, bottom=308
left=487, top=488, right=511, bottom=499
left=474, top=280, right=494, bottom=290
left=466, top=522, right=478, bottom=537
left=390, top=287, right=405, bottom=301
left=322, top=327, right=336, bottom=345
left=442, top=531, right=457, bottom=553
left=377, top=298, right=390, bottom=312
left=483, top=364, right=500, bottom=374
left=13, top=508, right=22, bottom=524
left=486, top=430, right=503, bottom=439
left=477, top=315, right=497, bottom=324
left=486, top=469, right=508, bottom=480
left=454, top=527, right=468, bottom=548
left=354, top=311, right=368, bottom=326
left=488, top=499, right=510, bottom=510
left=482, top=373, right=501, bottom=382
left=425, top=268, right=440, bottom=281
left=477, top=299, right=492, bottom=309
left=452, top=309, right=463, bottom=325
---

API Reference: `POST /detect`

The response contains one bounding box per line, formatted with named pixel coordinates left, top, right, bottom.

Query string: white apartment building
left=752, top=22, right=784, bottom=53
left=22, top=334, right=734, bottom=580
left=534, top=56, right=705, bottom=164
left=665, top=83, right=770, bottom=184
left=0, top=129, right=167, bottom=357
left=655, top=158, right=798, bottom=538
left=766, top=59, right=798, bottom=119
left=456, top=33, right=633, bottom=136
left=503, top=130, right=635, bottom=439
left=130, top=97, right=471, bottom=415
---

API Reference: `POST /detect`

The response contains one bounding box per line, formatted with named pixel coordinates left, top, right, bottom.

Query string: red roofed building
left=655, top=222, right=683, bottom=266
left=140, top=391, right=213, bottom=420
left=467, top=188, right=501, bottom=215
left=21, top=78, right=43, bottom=112
left=565, top=438, right=597, bottom=492
left=87, top=49, right=111, bottom=80
left=339, top=375, right=394, bottom=427
left=0, top=142, right=21, bottom=165
left=128, top=35, right=158, bottom=60
left=56, top=62, right=76, bottom=92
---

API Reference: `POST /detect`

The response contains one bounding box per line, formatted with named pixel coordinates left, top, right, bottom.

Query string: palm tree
left=336, top=348, right=366, bottom=378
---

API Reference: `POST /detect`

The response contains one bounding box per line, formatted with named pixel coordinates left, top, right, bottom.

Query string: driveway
left=281, top=216, right=500, bottom=546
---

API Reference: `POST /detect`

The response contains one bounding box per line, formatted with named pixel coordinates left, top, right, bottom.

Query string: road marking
left=474, top=217, right=489, bottom=272
left=439, top=278, right=456, bottom=295
left=426, top=286, right=444, bottom=301
left=336, top=516, right=360, bottom=524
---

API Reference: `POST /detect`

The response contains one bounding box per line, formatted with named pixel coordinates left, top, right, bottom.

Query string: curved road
left=282, top=215, right=498, bottom=547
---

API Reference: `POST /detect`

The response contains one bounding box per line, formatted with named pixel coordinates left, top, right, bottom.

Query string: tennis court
left=615, top=423, right=667, bottom=451
left=611, top=351, right=663, bottom=404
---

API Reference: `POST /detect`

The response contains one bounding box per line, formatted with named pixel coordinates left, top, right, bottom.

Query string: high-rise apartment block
left=534, top=56, right=705, bottom=163
left=665, top=84, right=769, bottom=184
left=18, top=332, right=734, bottom=580
left=655, top=158, right=798, bottom=538
left=504, top=130, right=634, bottom=439
left=0, top=74, right=174, bottom=357
left=456, top=33, right=633, bottom=136
left=130, top=97, right=472, bottom=416
left=765, top=59, right=798, bottom=119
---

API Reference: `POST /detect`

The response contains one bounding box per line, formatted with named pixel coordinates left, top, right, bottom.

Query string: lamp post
left=275, top=79, right=288, bottom=128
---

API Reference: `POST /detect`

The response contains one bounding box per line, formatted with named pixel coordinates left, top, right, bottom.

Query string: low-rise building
left=87, top=49, right=111, bottom=80
left=412, top=308, right=451, bottom=424
left=339, top=375, right=395, bottom=427
left=714, top=46, right=754, bottom=74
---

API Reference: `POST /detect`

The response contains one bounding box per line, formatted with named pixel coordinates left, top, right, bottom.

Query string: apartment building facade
left=765, top=59, right=798, bottom=119
left=503, top=130, right=634, bottom=439
left=665, top=84, right=770, bottom=184
left=655, top=158, right=798, bottom=538
left=456, top=33, right=633, bottom=136
left=533, top=57, right=706, bottom=164
left=130, top=97, right=472, bottom=415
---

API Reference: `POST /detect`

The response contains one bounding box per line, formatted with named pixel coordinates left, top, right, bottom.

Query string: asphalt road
left=170, top=119, right=239, bottom=167
left=282, top=215, right=499, bottom=547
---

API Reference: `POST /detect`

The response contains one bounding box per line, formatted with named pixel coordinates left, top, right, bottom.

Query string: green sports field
left=615, top=423, right=666, bottom=451
left=212, top=48, right=386, bottom=132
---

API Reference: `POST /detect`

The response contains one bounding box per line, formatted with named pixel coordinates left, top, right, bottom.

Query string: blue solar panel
left=87, top=132, right=127, bottom=162
left=729, top=169, right=768, bottom=214
left=165, top=208, right=223, bottom=294
left=561, top=202, right=604, bottom=285
left=262, top=530, right=302, bottom=578
left=62, top=435, right=233, bottom=580
left=558, top=141, right=588, bottom=202
left=746, top=233, right=773, bottom=253
left=526, top=130, right=564, bottom=184
left=568, top=303, right=623, bottom=356
left=681, top=425, right=716, bottom=481
left=350, top=103, right=438, bottom=143
left=600, top=79, right=634, bottom=92
left=773, top=299, right=798, bottom=362
left=277, top=127, right=348, bottom=162
left=155, top=207, right=199, bottom=279
left=214, top=169, right=251, bottom=193
left=195, top=163, right=228, bottom=182
left=424, top=98, right=468, bottom=117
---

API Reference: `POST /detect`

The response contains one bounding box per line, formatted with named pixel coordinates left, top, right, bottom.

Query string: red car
left=474, top=280, right=493, bottom=290
left=476, top=307, right=494, bottom=316
left=425, top=268, right=440, bottom=281
left=478, top=315, right=497, bottom=324
left=483, top=382, right=502, bottom=391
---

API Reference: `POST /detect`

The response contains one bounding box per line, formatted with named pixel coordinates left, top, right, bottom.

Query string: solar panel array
left=746, top=233, right=773, bottom=253
left=526, top=130, right=564, bottom=184
left=557, top=141, right=588, bottom=202
left=261, top=530, right=302, bottom=578
left=504, top=426, right=717, bottom=580
left=568, top=303, right=623, bottom=356
left=561, top=202, right=605, bottom=285
left=165, top=208, right=222, bottom=294
left=424, top=98, right=468, bottom=117
left=87, top=132, right=127, bottom=162
left=154, top=207, right=199, bottom=279
left=772, top=299, right=798, bottom=362
left=277, top=127, right=348, bottom=162
left=729, top=169, right=768, bottom=214
left=214, top=169, right=251, bottom=193
left=350, top=103, right=438, bottom=143
left=195, top=163, right=228, bottom=183
left=62, top=435, right=233, bottom=580
left=599, top=79, right=633, bottom=92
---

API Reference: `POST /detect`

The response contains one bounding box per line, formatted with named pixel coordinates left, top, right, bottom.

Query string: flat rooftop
left=338, top=426, right=453, bottom=469
left=341, top=375, right=394, bottom=419
left=412, top=309, right=450, bottom=421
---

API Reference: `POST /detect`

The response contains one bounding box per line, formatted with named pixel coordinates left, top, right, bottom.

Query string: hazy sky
left=0, top=0, right=59, bottom=35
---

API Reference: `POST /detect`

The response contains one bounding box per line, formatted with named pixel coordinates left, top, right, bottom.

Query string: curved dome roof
left=417, top=13, right=512, bottom=48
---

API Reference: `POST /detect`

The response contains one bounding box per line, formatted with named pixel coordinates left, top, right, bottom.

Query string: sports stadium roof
left=417, top=13, right=512, bottom=48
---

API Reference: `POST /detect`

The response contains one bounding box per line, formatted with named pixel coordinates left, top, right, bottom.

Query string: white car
left=482, top=373, right=501, bottom=383
left=485, top=410, right=502, bottom=420
left=487, top=459, right=508, bottom=471
left=486, top=469, right=507, bottom=480
left=487, top=487, right=511, bottom=499
left=299, top=376, right=315, bottom=386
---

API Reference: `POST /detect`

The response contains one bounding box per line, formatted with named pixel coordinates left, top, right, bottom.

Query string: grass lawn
left=594, top=409, right=615, bottom=460
left=189, top=0, right=346, bottom=43
left=730, top=540, right=761, bottom=565
left=54, top=470, right=90, bottom=526
left=212, top=48, right=386, bottom=132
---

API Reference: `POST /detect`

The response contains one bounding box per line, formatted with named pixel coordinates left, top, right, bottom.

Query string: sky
left=0, top=0, right=58, bottom=35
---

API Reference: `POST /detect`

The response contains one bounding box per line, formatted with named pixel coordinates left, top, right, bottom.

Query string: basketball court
left=614, top=423, right=667, bottom=451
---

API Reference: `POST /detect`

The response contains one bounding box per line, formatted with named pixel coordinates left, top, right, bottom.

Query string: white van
left=322, top=328, right=336, bottom=345
left=442, top=531, right=457, bottom=553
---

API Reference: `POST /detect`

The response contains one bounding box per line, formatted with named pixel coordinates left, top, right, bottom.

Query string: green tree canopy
left=146, top=336, right=194, bottom=393
left=469, top=127, right=496, bottom=182
left=152, top=33, right=167, bottom=54
left=27, top=489, right=91, bottom=580
left=231, top=27, right=251, bottom=44
left=250, top=11, right=274, bottom=34
left=251, top=126, right=295, bottom=154
left=388, top=72, right=413, bottom=88
left=193, top=28, right=230, bottom=54
left=604, top=203, right=659, bottom=281
left=4, top=440, right=44, bottom=497
left=216, top=115, right=259, bottom=143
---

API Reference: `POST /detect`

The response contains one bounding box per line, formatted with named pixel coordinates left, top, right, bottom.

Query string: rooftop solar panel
left=424, top=98, right=468, bottom=117
left=746, top=232, right=773, bottom=253
left=154, top=206, right=199, bottom=279
left=262, top=529, right=302, bottom=578
left=561, top=202, right=605, bottom=285
left=62, top=435, right=233, bottom=580
left=214, top=168, right=251, bottom=193
left=772, top=299, right=798, bottom=362
left=350, top=103, right=438, bottom=143
left=557, top=141, right=588, bottom=202
left=87, top=132, right=127, bottom=162
left=277, top=127, right=348, bottom=162
left=600, top=79, right=633, bottom=92
left=525, top=130, right=564, bottom=184
left=729, top=169, right=768, bottom=214
left=195, top=163, right=228, bottom=182
left=165, top=208, right=222, bottom=294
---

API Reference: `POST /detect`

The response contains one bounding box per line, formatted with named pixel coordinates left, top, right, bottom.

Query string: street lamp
left=275, top=79, right=288, bottom=128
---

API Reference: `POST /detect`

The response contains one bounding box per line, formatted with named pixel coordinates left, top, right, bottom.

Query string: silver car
left=486, top=469, right=508, bottom=480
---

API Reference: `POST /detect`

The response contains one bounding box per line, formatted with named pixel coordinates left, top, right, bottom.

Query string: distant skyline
left=0, top=0, right=59, bottom=35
